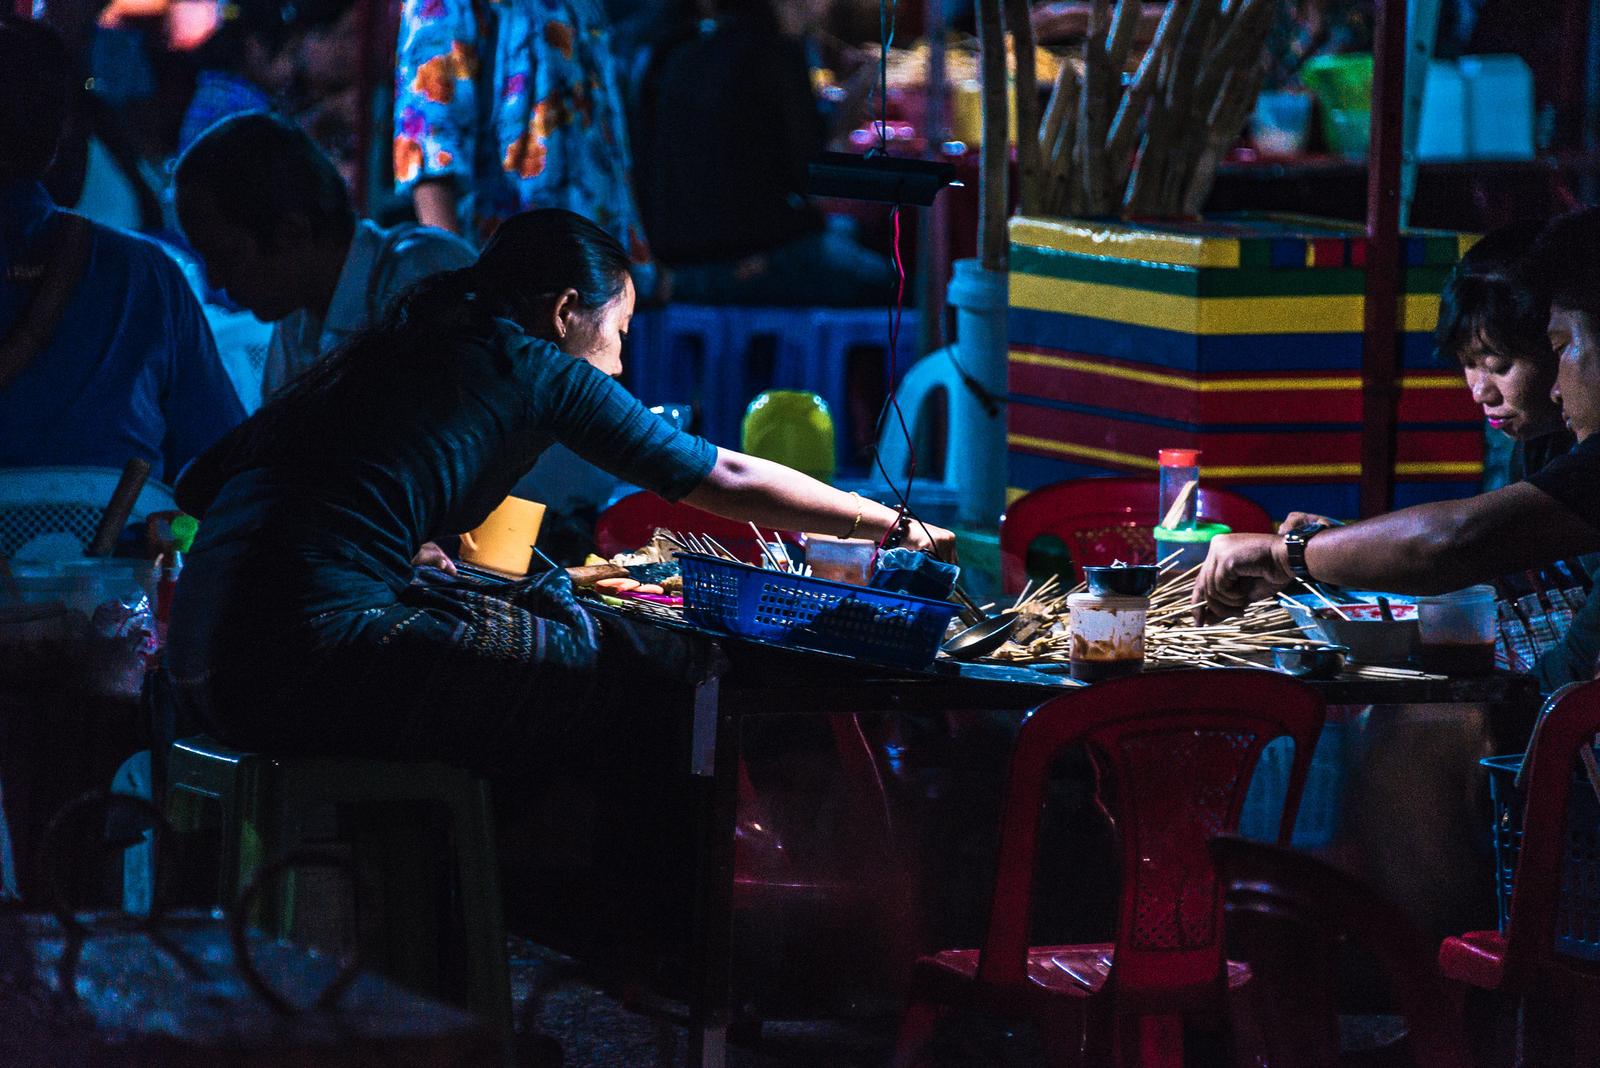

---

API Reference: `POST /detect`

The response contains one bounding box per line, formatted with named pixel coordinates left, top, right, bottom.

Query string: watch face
left=1290, top=523, right=1327, bottom=540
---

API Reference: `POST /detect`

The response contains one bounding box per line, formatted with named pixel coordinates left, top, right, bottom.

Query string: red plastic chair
left=593, top=491, right=801, bottom=564
left=1000, top=478, right=1277, bottom=593
left=1439, top=680, right=1600, bottom=1066
left=1211, top=835, right=1472, bottom=1068
left=893, top=670, right=1325, bottom=1068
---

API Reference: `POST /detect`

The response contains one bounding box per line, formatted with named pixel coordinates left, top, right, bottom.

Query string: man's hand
left=1192, top=533, right=1294, bottom=623
left=413, top=541, right=457, bottom=574
left=1277, top=511, right=1339, bottom=535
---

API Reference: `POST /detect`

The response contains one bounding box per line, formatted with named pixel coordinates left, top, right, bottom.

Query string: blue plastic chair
left=810, top=308, right=920, bottom=460
left=716, top=307, right=813, bottom=446
left=627, top=305, right=727, bottom=440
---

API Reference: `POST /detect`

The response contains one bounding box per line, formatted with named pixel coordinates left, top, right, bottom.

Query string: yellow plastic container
left=459, top=496, right=545, bottom=575
left=742, top=390, right=836, bottom=484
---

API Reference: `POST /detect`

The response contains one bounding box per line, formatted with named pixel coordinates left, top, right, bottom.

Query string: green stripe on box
left=1008, top=246, right=1452, bottom=299
left=1426, top=235, right=1461, bottom=265
left=1239, top=238, right=1275, bottom=269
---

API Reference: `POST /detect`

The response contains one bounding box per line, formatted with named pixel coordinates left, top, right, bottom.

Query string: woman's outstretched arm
left=684, top=448, right=956, bottom=558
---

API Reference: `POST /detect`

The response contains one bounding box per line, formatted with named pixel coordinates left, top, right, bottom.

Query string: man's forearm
left=1303, top=484, right=1600, bottom=594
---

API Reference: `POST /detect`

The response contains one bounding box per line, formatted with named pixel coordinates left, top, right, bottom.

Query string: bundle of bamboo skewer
left=1001, top=0, right=1277, bottom=220
left=989, top=555, right=1319, bottom=669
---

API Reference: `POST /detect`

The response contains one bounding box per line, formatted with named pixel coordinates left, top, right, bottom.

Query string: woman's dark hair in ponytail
left=378, top=207, right=632, bottom=341
left=276, top=209, right=631, bottom=398
left=232, top=208, right=633, bottom=468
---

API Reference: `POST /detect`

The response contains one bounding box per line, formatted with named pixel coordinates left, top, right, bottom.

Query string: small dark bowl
left=1271, top=643, right=1349, bottom=680
left=1083, top=564, right=1161, bottom=597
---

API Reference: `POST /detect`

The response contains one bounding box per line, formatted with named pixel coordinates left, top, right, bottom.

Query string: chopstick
left=749, top=522, right=784, bottom=571
left=1296, top=578, right=1351, bottom=621
left=1158, top=480, right=1197, bottom=530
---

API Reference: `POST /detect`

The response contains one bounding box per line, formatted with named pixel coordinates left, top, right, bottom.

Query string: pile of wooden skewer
left=655, top=527, right=811, bottom=576
left=981, top=556, right=1448, bottom=679
left=989, top=554, right=1315, bottom=669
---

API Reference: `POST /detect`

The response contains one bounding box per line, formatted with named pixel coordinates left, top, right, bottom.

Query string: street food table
left=594, top=606, right=1541, bottom=1068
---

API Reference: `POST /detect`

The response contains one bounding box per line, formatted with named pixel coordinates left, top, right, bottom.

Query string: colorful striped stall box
left=1007, top=214, right=1482, bottom=521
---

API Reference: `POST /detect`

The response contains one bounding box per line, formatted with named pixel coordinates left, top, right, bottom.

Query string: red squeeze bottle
left=156, top=514, right=199, bottom=636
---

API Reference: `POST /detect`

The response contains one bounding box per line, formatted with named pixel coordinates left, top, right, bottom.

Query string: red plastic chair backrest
left=1504, top=680, right=1600, bottom=982
left=1211, top=835, right=1472, bottom=1068
left=999, top=478, right=1276, bottom=592
left=593, top=491, right=800, bottom=564
left=977, top=671, right=1325, bottom=1005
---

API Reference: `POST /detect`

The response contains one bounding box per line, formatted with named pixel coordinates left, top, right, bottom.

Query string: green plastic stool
left=742, top=390, right=836, bottom=483
left=165, top=736, right=511, bottom=1039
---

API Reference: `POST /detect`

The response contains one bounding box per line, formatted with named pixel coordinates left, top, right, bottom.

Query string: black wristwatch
left=1283, top=522, right=1330, bottom=581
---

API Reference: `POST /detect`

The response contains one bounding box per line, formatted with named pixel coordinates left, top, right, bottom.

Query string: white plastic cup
left=1417, top=585, right=1498, bottom=675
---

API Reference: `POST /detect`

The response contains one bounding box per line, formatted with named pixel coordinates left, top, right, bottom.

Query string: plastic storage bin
left=1482, top=753, right=1600, bottom=959
left=677, top=552, right=957, bottom=668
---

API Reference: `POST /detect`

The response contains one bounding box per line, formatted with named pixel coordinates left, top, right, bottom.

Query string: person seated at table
left=1442, top=221, right=1573, bottom=479
left=1194, top=206, right=1600, bottom=630
left=174, top=112, right=476, bottom=399
left=165, top=207, right=953, bottom=773
left=0, top=16, right=245, bottom=484
left=1276, top=220, right=1600, bottom=688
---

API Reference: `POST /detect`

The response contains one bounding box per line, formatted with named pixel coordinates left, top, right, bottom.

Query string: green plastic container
left=1153, top=522, right=1232, bottom=572
left=1300, top=53, right=1374, bottom=157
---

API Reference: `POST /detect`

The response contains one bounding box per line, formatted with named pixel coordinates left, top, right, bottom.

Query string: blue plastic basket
left=1483, top=753, right=1600, bottom=960
left=677, top=552, right=958, bottom=668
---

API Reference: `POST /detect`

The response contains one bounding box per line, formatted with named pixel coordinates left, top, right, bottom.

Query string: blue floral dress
left=394, top=0, right=651, bottom=272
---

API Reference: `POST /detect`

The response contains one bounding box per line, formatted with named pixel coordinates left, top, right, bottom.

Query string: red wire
left=876, top=203, right=925, bottom=551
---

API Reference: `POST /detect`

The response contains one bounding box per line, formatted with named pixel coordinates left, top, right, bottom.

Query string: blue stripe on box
left=1003, top=391, right=1482, bottom=436
left=1007, top=308, right=1443, bottom=373
left=1271, top=239, right=1305, bottom=268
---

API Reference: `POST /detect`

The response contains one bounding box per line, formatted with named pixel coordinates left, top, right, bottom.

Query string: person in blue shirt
left=0, top=16, right=245, bottom=485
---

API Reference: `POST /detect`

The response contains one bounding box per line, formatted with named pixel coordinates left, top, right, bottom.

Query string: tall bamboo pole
left=1004, top=0, right=1042, bottom=214
left=977, top=0, right=1009, bottom=270
left=1360, top=0, right=1409, bottom=517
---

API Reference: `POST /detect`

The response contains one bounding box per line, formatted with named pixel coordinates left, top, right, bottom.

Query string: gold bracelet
left=842, top=492, right=864, bottom=539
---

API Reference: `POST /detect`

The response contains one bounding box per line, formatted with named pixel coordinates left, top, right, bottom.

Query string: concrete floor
left=509, top=936, right=1410, bottom=1068
left=507, top=935, right=1071, bottom=1068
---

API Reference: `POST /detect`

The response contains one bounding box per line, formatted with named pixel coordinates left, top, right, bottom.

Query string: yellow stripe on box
left=1008, top=434, right=1480, bottom=479
left=1010, top=351, right=1463, bottom=393
left=1009, top=216, right=1241, bottom=268
left=1010, top=275, right=1441, bottom=334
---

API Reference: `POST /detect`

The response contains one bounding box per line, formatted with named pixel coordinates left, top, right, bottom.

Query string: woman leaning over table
left=1195, top=208, right=1600, bottom=628
left=165, top=208, right=953, bottom=773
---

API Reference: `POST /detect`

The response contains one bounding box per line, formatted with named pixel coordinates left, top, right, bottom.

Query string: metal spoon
left=941, top=613, right=1019, bottom=660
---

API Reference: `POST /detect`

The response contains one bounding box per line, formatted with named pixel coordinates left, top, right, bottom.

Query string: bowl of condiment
left=1271, top=643, right=1348, bottom=680
left=1281, top=593, right=1419, bottom=664
left=1083, top=564, right=1160, bottom=597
